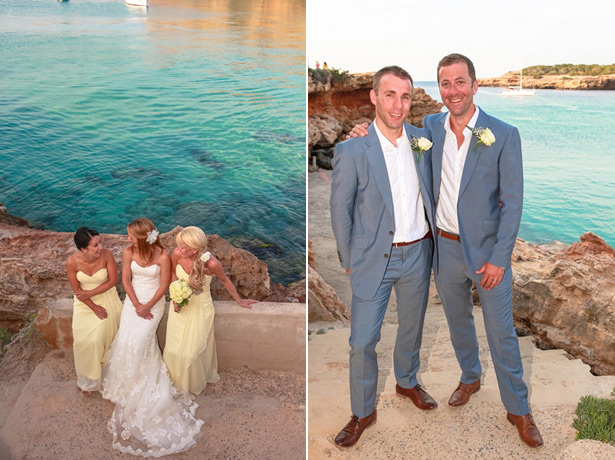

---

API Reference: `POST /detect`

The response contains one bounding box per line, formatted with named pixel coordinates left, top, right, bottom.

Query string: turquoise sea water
left=419, top=82, right=615, bottom=249
left=0, top=0, right=306, bottom=284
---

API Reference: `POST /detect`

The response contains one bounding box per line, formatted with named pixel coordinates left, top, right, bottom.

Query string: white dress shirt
left=374, top=121, right=429, bottom=243
left=435, top=107, right=481, bottom=234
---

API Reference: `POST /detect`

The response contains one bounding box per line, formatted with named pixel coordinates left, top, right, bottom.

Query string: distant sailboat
left=125, top=0, right=147, bottom=6
left=501, top=67, right=535, bottom=97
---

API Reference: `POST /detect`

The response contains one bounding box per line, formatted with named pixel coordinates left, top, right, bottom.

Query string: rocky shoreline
left=478, top=72, right=615, bottom=90
left=0, top=204, right=305, bottom=332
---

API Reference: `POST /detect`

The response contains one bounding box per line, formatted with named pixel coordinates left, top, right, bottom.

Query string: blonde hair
left=176, top=226, right=209, bottom=291
left=127, top=217, right=164, bottom=265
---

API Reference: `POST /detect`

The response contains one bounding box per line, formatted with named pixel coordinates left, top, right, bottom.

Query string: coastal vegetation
left=309, top=66, right=350, bottom=83
left=524, top=63, right=615, bottom=78
left=0, top=327, right=14, bottom=355
left=0, top=314, right=40, bottom=360
left=21, top=313, right=42, bottom=345
left=572, top=395, right=615, bottom=444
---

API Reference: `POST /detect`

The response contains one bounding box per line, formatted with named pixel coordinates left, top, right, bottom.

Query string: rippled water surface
left=420, top=82, right=615, bottom=248
left=0, top=0, right=306, bottom=284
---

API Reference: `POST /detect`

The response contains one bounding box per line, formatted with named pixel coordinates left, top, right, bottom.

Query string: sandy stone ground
left=308, top=170, right=615, bottom=460
left=0, top=344, right=305, bottom=459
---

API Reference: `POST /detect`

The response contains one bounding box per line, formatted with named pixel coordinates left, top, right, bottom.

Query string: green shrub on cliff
left=309, top=67, right=330, bottom=85
left=0, top=327, right=14, bottom=353
left=572, top=395, right=615, bottom=444
left=308, top=67, right=350, bottom=84
left=328, top=67, right=349, bottom=82
left=524, top=63, right=615, bottom=78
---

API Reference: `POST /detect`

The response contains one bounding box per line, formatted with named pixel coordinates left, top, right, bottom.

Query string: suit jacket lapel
left=365, top=124, right=395, bottom=222
left=432, top=115, right=446, bottom=203
left=459, top=109, right=489, bottom=199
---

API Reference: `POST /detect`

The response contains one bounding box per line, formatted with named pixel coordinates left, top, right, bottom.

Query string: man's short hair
left=437, top=53, right=477, bottom=83
left=373, top=66, right=414, bottom=93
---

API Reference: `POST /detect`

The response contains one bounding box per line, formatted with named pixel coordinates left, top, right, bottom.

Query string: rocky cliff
left=511, top=232, right=615, bottom=376
left=479, top=72, right=615, bottom=90
left=0, top=211, right=304, bottom=330
left=307, top=240, right=349, bottom=322
left=308, top=70, right=444, bottom=170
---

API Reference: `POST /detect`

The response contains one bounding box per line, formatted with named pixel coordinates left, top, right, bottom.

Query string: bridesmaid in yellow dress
left=163, top=226, right=258, bottom=398
left=66, top=227, right=122, bottom=396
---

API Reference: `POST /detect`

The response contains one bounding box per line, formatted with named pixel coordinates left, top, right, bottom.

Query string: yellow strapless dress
left=72, top=268, right=122, bottom=391
left=163, top=264, right=220, bottom=397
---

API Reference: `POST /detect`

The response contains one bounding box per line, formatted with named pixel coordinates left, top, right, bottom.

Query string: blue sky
left=307, top=0, right=615, bottom=81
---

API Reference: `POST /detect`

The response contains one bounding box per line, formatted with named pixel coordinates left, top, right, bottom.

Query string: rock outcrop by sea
left=308, top=70, right=444, bottom=170
left=307, top=240, right=349, bottom=322
left=512, top=232, right=615, bottom=376
left=478, top=72, right=615, bottom=90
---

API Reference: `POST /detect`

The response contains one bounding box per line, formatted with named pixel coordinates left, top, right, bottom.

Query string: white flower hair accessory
left=200, top=251, right=211, bottom=263
left=146, top=229, right=159, bottom=244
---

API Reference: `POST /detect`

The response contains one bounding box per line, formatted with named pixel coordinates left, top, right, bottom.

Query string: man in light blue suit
left=330, top=66, right=438, bottom=448
left=423, top=53, right=543, bottom=447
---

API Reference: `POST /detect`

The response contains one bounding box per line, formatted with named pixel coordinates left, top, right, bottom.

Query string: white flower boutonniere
left=467, top=126, right=496, bottom=151
left=410, top=136, right=433, bottom=163
left=200, top=251, right=211, bottom=263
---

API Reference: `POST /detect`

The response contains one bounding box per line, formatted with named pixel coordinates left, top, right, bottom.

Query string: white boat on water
left=502, top=86, right=535, bottom=97
left=501, top=67, right=535, bottom=97
left=125, top=0, right=147, bottom=6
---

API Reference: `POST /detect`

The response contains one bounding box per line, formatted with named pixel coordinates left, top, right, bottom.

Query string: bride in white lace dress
left=102, top=218, right=203, bottom=457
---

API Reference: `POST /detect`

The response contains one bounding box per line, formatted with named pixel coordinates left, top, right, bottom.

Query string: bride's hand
left=135, top=303, right=153, bottom=320
left=237, top=299, right=258, bottom=310
left=172, top=301, right=181, bottom=313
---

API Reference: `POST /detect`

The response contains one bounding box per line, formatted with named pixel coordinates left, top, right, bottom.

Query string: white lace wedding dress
left=101, top=261, right=203, bottom=457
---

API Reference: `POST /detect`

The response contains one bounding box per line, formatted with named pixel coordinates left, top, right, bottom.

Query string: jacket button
left=384, top=254, right=388, bottom=259
left=389, top=231, right=394, bottom=235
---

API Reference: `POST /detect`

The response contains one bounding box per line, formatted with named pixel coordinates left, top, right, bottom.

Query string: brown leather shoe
left=507, top=413, right=544, bottom=447
left=448, top=380, right=481, bottom=406
left=395, top=384, right=438, bottom=410
left=334, top=410, right=377, bottom=448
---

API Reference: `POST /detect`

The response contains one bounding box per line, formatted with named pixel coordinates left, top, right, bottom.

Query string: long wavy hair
left=127, top=217, right=164, bottom=265
left=176, top=226, right=209, bottom=292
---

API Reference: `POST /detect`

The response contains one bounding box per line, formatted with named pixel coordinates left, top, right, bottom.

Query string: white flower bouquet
left=169, top=279, right=193, bottom=311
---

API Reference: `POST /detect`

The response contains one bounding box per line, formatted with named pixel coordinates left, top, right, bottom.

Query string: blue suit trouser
left=434, top=235, right=530, bottom=415
left=349, top=238, right=432, bottom=418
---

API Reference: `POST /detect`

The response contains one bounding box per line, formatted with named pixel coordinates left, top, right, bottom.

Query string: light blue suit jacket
left=330, top=122, right=437, bottom=300
left=424, top=108, right=523, bottom=273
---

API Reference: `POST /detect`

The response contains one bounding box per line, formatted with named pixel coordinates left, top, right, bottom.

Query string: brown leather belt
left=436, top=228, right=460, bottom=242
left=392, top=229, right=433, bottom=247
